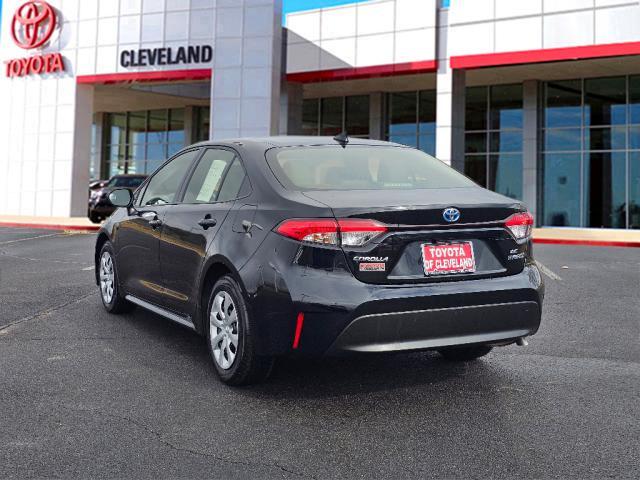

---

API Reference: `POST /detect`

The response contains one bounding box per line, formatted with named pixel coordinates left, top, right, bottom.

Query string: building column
left=435, top=8, right=465, bottom=171
left=522, top=80, right=539, bottom=223
left=69, top=84, right=94, bottom=217
left=210, top=0, right=283, bottom=139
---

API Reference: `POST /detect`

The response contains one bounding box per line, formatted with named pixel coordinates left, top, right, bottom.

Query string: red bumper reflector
left=292, top=312, right=305, bottom=349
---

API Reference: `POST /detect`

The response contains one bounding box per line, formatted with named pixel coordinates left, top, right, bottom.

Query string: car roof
left=191, top=136, right=405, bottom=149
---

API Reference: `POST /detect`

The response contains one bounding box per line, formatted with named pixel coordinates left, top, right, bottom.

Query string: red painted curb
left=0, top=222, right=100, bottom=232
left=533, top=238, right=640, bottom=248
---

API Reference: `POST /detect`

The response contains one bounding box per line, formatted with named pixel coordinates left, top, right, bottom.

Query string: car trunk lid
left=303, top=188, right=529, bottom=284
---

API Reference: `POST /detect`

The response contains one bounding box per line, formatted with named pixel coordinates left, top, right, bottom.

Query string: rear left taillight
left=505, top=212, right=534, bottom=240
left=276, top=219, right=387, bottom=247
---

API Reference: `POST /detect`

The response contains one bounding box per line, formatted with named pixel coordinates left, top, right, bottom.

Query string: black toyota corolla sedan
left=95, top=136, right=544, bottom=385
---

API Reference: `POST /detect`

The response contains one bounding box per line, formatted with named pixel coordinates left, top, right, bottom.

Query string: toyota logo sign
left=443, top=208, right=461, bottom=223
left=11, top=1, right=57, bottom=50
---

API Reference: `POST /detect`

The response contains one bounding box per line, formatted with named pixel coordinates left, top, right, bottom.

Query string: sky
left=283, top=0, right=371, bottom=15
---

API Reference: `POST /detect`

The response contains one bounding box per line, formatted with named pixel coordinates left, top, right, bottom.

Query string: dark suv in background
left=88, top=174, right=147, bottom=223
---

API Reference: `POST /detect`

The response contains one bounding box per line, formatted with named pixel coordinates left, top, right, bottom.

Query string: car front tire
left=437, top=345, right=493, bottom=362
left=98, top=242, right=134, bottom=314
left=205, top=275, right=274, bottom=386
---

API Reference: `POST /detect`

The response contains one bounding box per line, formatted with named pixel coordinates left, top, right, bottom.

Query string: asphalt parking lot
left=0, top=227, right=638, bottom=479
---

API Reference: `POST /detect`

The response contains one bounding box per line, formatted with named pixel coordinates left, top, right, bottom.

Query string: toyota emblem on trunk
left=443, top=208, right=461, bottom=223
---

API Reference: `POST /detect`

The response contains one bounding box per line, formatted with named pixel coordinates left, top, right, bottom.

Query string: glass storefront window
left=490, top=84, right=523, bottom=130
left=109, top=113, right=126, bottom=146
left=101, top=108, right=187, bottom=177
left=419, top=90, right=436, bottom=135
left=148, top=110, right=168, bottom=144
left=630, top=153, right=640, bottom=229
left=321, top=97, right=343, bottom=136
left=584, top=152, right=627, bottom=228
left=464, top=84, right=523, bottom=199
left=629, top=76, right=640, bottom=125
left=584, top=77, right=627, bottom=127
left=128, top=111, right=147, bottom=145
left=465, top=87, right=487, bottom=131
left=465, top=132, right=486, bottom=154
left=542, top=153, right=582, bottom=227
left=489, top=154, right=523, bottom=200
left=303, top=96, right=370, bottom=138
left=195, top=106, right=210, bottom=142
left=168, top=108, right=185, bottom=144
left=490, top=131, right=522, bottom=153
left=464, top=155, right=486, bottom=188
left=386, top=90, right=436, bottom=155
left=585, top=127, right=626, bottom=151
left=345, top=95, right=370, bottom=137
left=418, top=90, right=436, bottom=155
left=388, top=92, right=418, bottom=148
left=542, top=76, right=637, bottom=228
left=545, top=80, right=582, bottom=128
left=545, top=128, right=581, bottom=152
left=302, top=99, right=319, bottom=136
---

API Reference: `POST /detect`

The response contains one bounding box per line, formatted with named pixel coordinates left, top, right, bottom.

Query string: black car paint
left=96, top=137, right=544, bottom=357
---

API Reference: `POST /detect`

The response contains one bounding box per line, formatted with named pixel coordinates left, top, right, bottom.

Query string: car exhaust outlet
left=516, top=337, right=529, bottom=347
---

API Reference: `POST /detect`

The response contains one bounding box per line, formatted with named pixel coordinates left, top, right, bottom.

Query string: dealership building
left=1, top=0, right=639, bottom=230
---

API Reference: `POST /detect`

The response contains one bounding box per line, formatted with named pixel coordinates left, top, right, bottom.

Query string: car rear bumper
left=246, top=236, right=544, bottom=356
left=326, top=301, right=540, bottom=353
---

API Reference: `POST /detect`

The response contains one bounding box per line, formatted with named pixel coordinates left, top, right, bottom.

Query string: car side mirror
left=109, top=189, right=134, bottom=208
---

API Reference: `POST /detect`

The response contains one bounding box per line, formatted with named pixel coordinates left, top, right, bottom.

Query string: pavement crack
left=61, top=405, right=313, bottom=479
left=0, top=290, right=96, bottom=336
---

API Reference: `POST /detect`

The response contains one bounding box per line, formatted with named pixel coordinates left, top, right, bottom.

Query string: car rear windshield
left=267, top=146, right=477, bottom=191
left=109, top=177, right=145, bottom=188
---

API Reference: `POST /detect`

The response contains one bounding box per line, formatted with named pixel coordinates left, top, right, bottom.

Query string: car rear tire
left=205, top=275, right=274, bottom=386
left=437, top=345, right=493, bottom=361
left=98, top=242, right=134, bottom=314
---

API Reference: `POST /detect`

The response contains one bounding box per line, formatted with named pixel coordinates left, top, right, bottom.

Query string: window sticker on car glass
left=197, top=159, right=227, bottom=202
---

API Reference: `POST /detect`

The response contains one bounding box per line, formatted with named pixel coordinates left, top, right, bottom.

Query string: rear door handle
left=198, top=217, right=217, bottom=229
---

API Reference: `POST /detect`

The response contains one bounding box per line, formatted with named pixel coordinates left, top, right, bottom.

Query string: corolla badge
left=443, top=207, right=461, bottom=223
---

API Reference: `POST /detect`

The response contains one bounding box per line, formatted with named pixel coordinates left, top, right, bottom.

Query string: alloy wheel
left=99, top=251, right=115, bottom=305
left=210, top=291, right=240, bottom=370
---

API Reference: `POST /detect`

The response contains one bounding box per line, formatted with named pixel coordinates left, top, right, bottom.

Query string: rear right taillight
left=275, top=218, right=387, bottom=247
left=505, top=212, right=534, bottom=240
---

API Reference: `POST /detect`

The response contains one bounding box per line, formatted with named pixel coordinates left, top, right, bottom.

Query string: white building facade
left=1, top=0, right=639, bottom=229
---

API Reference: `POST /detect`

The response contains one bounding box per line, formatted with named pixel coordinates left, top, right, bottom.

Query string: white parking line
left=537, top=261, right=563, bottom=281
left=0, top=233, right=61, bottom=246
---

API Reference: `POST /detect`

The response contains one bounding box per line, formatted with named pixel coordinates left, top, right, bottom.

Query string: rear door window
left=183, top=148, right=247, bottom=204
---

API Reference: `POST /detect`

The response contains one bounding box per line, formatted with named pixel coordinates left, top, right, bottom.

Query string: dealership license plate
left=421, top=242, right=476, bottom=276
